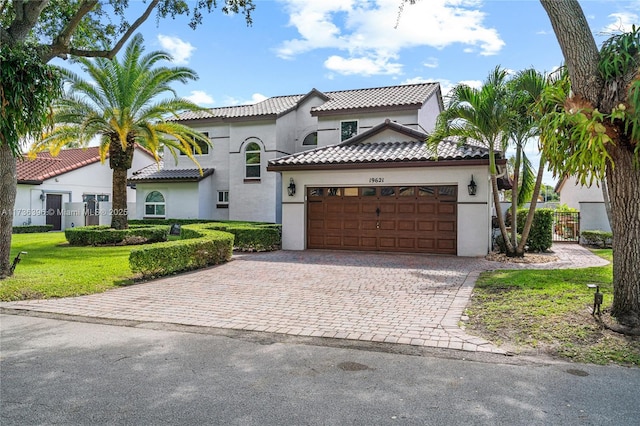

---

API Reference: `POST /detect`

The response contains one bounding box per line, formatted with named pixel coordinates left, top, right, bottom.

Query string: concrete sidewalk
left=1, top=244, right=608, bottom=354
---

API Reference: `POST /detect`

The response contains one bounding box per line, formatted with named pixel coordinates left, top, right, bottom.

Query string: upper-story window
left=303, top=131, right=318, bottom=146
left=180, top=132, right=209, bottom=155
left=245, top=142, right=261, bottom=179
left=340, top=120, right=358, bottom=142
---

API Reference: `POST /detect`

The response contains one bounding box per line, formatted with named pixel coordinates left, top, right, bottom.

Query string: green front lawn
left=466, top=249, right=640, bottom=366
left=1, top=233, right=136, bottom=301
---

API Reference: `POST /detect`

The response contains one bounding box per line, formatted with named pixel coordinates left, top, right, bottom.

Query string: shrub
left=12, top=225, right=53, bottom=234
left=581, top=230, right=613, bottom=248
left=129, top=219, right=282, bottom=251
left=516, top=208, right=554, bottom=252
left=129, top=224, right=234, bottom=277
left=207, top=223, right=281, bottom=251
left=65, top=225, right=169, bottom=246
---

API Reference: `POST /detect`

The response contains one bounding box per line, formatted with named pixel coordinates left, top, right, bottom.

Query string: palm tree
left=429, top=66, right=515, bottom=254
left=508, top=68, right=566, bottom=255
left=30, top=34, right=209, bottom=229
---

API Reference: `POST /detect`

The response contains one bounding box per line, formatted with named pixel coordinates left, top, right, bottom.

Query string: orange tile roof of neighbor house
left=16, top=147, right=104, bottom=184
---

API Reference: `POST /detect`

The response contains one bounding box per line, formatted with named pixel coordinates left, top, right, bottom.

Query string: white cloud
left=423, top=57, right=439, bottom=69
left=276, top=0, right=504, bottom=76
left=185, top=90, right=214, bottom=106
left=324, top=54, right=402, bottom=76
left=222, top=93, right=268, bottom=106
left=157, top=35, right=195, bottom=65
left=602, top=12, right=638, bottom=33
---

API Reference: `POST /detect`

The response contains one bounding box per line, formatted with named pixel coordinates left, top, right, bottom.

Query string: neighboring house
left=131, top=82, right=504, bottom=256
left=555, top=175, right=611, bottom=233
left=15, top=146, right=156, bottom=230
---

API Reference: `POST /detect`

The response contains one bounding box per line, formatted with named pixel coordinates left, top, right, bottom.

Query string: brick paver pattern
left=2, top=244, right=607, bottom=354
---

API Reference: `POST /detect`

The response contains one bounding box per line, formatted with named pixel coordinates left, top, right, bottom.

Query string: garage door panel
left=344, top=204, right=359, bottom=214
left=398, top=238, right=416, bottom=249
left=418, top=204, right=436, bottom=214
left=438, top=221, right=456, bottom=232
left=398, top=220, right=415, bottom=231
left=438, top=203, right=456, bottom=215
left=379, top=220, right=396, bottom=230
left=343, top=220, right=359, bottom=230
left=417, top=220, right=435, bottom=231
left=398, top=203, right=415, bottom=214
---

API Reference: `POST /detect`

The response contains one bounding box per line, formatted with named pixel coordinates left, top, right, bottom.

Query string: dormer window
left=340, top=120, right=358, bottom=142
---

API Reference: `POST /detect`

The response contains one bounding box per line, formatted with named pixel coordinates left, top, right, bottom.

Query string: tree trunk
left=606, top=144, right=640, bottom=326
left=518, top=154, right=546, bottom=253
left=541, top=0, right=639, bottom=326
left=0, top=144, right=17, bottom=278
left=540, top=0, right=603, bottom=104
left=510, top=146, right=521, bottom=254
left=108, top=137, right=135, bottom=230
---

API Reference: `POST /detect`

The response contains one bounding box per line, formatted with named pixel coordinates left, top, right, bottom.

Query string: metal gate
left=553, top=211, right=580, bottom=242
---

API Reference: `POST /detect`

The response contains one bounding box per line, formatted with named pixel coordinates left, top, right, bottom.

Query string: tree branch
left=55, top=1, right=99, bottom=49
left=43, top=0, right=160, bottom=62
left=104, top=0, right=160, bottom=59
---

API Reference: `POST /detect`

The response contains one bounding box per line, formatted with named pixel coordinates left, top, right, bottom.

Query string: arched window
left=145, top=191, right=165, bottom=217
left=302, top=131, right=318, bottom=146
left=245, top=142, right=261, bottom=179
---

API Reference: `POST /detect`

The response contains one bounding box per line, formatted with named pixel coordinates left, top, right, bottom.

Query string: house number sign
left=369, top=177, right=385, bottom=183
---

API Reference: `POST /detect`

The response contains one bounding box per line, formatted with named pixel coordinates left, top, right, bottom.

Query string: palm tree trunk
left=0, top=144, right=17, bottom=278
left=510, top=146, right=522, bottom=252
left=492, top=172, right=513, bottom=254
left=518, top=154, right=546, bottom=253
left=109, top=137, right=134, bottom=230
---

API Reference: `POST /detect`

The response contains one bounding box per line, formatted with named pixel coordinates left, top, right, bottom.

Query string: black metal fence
left=553, top=211, right=580, bottom=242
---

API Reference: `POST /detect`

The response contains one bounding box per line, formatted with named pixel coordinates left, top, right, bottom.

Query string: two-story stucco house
left=130, top=83, right=503, bottom=256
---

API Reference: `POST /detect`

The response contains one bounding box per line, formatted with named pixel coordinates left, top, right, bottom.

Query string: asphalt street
left=1, top=313, right=638, bottom=425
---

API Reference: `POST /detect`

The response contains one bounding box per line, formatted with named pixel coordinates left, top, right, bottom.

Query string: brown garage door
left=307, top=186, right=457, bottom=254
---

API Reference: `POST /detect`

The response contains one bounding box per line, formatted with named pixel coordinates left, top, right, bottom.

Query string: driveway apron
left=1, top=244, right=607, bottom=354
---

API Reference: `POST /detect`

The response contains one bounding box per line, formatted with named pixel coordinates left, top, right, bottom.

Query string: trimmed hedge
left=207, top=223, right=281, bottom=251
left=129, top=224, right=234, bottom=277
left=129, top=219, right=282, bottom=251
left=581, top=230, right=613, bottom=248
left=516, top=208, right=554, bottom=252
left=65, top=225, right=169, bottom=246
left=12, top=225, right=53, bottom=234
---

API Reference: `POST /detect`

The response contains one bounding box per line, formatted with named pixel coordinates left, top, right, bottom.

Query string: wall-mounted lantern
left=287, top=178, right=296, bottom=197
left=40, top=191, right=46, bottom=201
left=468, top=175, right=477, bottom=196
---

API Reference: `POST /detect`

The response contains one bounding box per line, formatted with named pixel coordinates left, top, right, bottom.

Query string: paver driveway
left=1, top=244, right=607, bottom=354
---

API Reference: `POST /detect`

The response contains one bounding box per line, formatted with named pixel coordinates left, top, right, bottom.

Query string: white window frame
left=217, top=190, right=229, bottom=208
left=144, top=191, right=166, bottom=218
left=244, top=142, right=261, bottom=179
left=180, top=132, right=209, bottom=155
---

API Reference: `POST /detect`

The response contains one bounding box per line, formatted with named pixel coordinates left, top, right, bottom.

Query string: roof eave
left=267, top=158, right=492, bottom=172
left=310, top=103, right=422, bottom=117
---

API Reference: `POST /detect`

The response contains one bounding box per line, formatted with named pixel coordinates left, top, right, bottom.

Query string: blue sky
left=53, top=0, right=640, bottom=185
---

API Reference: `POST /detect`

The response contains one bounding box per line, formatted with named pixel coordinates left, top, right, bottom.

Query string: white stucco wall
left=279, top=165, right=491, bottom=256
left=559, top=176, right=604, bottom=210
left=135, top=183, right=199, bottom=219
left=316, top=111, right=419, bottom=147
left=579, top=202, right=611, bottom=233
